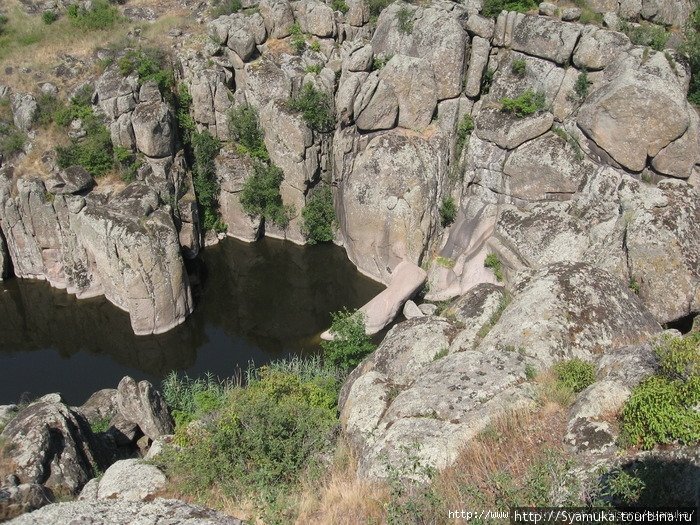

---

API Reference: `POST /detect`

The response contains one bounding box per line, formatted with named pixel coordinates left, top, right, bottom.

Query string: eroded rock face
left=340, top=262, right=662, bottom=478
left=7, top=498, right=244, bottom=525
left=0, top=482, right=52, bottom=522
left=83, top=459, right=167, bottom=501
left=116, top=377, right=173, bottom=441
left=0, top=396, right=102, bottom=495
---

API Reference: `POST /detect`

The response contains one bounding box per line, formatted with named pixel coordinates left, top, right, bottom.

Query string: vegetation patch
left=439, top=196, right=457, bottom=227
left=500, top=89, right=546, bottom=117
left=240, top=162, right=292, bottom=228
left=621, top=21, right=669, bottom=51
left=511, top=57, right=526, bottom=76
left=321, top=309, right=376, bottom=372
left=682, top=1, right=700, bottom=105
left=367, top=0, right=393, bottom=21
left=191, top=130, right=226, bottom=232
left=482, top=0, right=537, bottom=18
left=620, top=333, right=700, bottom=450
left=228, top=103, right=269, bottom=161
left=396, top=6, right=413, bottom=34
left=211, top=0, right=243, bottom=17
left=331, top=0, right=349, bottom=14
left=553, top=358, right=596, bottom=394
left=455, top=113, right=474, bottom=160
left=301, top=186, right=336, bottom=244
left=117, top=47, right=174, bottom=95
left=0, top=122, right=26, bottom=158
left=484, top=253, right=504, bottom=282
left=67, top=0, right=121, bottom=31
left=287, top=83, right=334, bottom=132
left=289, top=22, right=306, bottom=54
left=575, top=68, right=590, bottom=99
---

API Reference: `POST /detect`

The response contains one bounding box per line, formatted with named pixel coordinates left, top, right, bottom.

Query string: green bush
left=240, top=161, right=292, bottom=228
left=682, top=2, right=700, bottom=104
left=484, top=253, right=504, bottom=282
left=575, top=68, right=590, bottom=99
left=90, top=417, right=111, bottom=434
left=290, top=22, right=306, bottom=54
left=211, top=0, right=242, bottom=17
left=33, top=93, right=63, bottom=126
left=439, top=196, right=457, bottom=227
left=553, top=358, right=596, bottom=394
left=191, top=130, right=225, bottom=232
left=0, top=123, right=27, bottom=157
left=621, top=21, right=669, bottom=51
left=113, top=146, right=141, bottom=183
left=455, top=114, right=474, bottom=160
left=228, top=103, right=269, bottom=160
left=396, top=6, right=413, bottom=34
left=482, top=0, right=537, bottom=18
left=301, top=186, right=336, bottom=244
left=117, top=48, right=173, bottom=94
left=56, top=103, right=115, bottom=177
left=162, top=371, right=232, bottom=429
left=67, top=0, right=121, bottom=31
left=367, top=0, right=392, bottom=20
left=288, top=83, right=334, bottom=132
left=42, top=10, right=58, bottom=24
left=620, top=333, right=700, bottom=450
left=305, top=64, right=322, bottom=74
left=500, top=90, right=546, bottom=117
left=159, top=358, right=340, bottom=518
left=511, top=57, right=526, bottom=76
left=331, top=0, right=349, bottom=13
left=0, top=15, right=8, bottom=36
left=175, top=83, right=196, bottom=144
left=372, top=54, right=392, bottom=71
left=321, top=309, right=376, bottom=371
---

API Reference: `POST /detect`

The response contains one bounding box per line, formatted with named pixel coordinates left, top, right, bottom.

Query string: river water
left=0, top=238, right=384, bottom=405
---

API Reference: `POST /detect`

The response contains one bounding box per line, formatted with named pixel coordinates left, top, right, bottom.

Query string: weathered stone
left=379, top=55, right=437, bottom=130
left=475, top=107, right=554, bottom=150
left=259, top=0, right=294, bottom=39
left=75, top=389, right=118, bottom=424
left=0, top=398, right=101, bottom=495
left=131, top=98, right=175, bottom=159
left=116, top=376, right=173, bottom=441
left=45, top=167, right=94, bottom=195
left=502, top=131, right=593, bottom=200
left=465, top=36, right=489, bottom=98
left=539, top=2, right=557, bottom=16
left=346, top=44, right=373, bottom=72
left=577, top=51, right=690, bottom=172
left=215, top=147, right=262, bottom=242
left=0, top=483, right=52, bottom=522
left=651, top=110, right=700, bottom=179
left=402, top=299, right=424, bottom=319
left=510, top=15, right=581, bottom=65
left=95, top=459, right=166, bottom=501
left=294, top=0, right=335, bottom=38
left=573, top=28, right=631, bottom=71
left=8, top=498, right=245, bottom=524
left=10, top=93, right=37, bottom=131
left=354, top=75, right=399, bottom=132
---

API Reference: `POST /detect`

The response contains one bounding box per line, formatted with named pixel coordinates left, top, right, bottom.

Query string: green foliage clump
left=455, top=114, right=474, bottom=160
left=175, top=83, right=196, bottom=144
left=117, top=48, right=173, bottom=94
left=482, top=0, right=537, bottom=18
left=484, top=253, right=504, bottom=282
left=191, top=130, right=225, bottom=232
left=42, top=10, right=58, bottom=25
left=0, top=122, right=27, bottom=158
left=682, top=2, right=700, bottom=104
left=553, top=358, right=596, bottom=394
left=500, top=89, right=546, bottom=117
left=620, top=333, right=700, bottom=450
left=439, top=196, right=457, bottom=227
left=159, top=358, right=340, bottom=519
left=367, top=0, right=392, bottom=20
left=371, top=54, right=392, bottom=71
left=240, top=162, right=292, bottom=228
left=162, top=371, right=232, bottom=429
left=113, top=146, right=141, bottom=183
left=290, top=22, right=306, bottom=54
left=301, top=186, right=336, bottom=244
left=575, top=68, right=590, bottom=99
left=511, top=57, right=526, bottom=76
left=89, top=417, right=111, bottom=434
left=332, top=0, right=349, bottom=13
left=211, top=0, right=243, bottom=17
left=321, top=309, right=376, bottom=372
left=288, top=83, right=334, bottom=132
left=67, top=0, right=121, bottom=31
left=621, top=21, right=670, bottom=51
left=228, top=103, right=269, bottom=160
left=33, top=93, right=63, bottom=126
left=305, top=63, right=322, bottom=74
left=396, top=7, right=413, bottom=34
left=0, top=15, right=8, bottom=36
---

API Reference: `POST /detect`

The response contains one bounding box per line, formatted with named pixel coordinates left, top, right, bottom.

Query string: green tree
left=321, top=309, right=376, bottom=371
left=301, top=186, right=336, bottom=244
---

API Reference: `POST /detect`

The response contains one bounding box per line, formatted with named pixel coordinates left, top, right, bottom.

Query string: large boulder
left=10, top=93, right=38, bottom=132
left=0, top=396, right=102, bottom=495
left=379, top=55, right=437, bottom=131
left=0, top=481, right=52, bottom=522
left=577, top=50, right=691, bottom=173
left=131, top=97, right=175, bottom=159
left=215, top=148, right=262, bottom=242
left=7, top=498, right=244, bottom=524
left=44, top=167, right=95, bottom=196
left=116, top=376, right=173, bottom=441
left=336, top=131, right=445, bottom=283
left=83, top=459, right=167, bottom=501
left=508, top=14, right=581, bottom=65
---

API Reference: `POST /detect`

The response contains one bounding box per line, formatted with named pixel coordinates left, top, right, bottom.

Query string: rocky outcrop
left=0, top=395, right=102, bottom=495
left=116, top=376, right=173, bottom=441
left=79, top=459, right=166, bottom=502
left=0, top=479, right=52, bottom=522
left=340, top=262, right=662, bottom=478
left=8, top=498, right=244, bottom=525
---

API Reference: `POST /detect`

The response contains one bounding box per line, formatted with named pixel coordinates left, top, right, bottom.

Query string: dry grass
left=296, top=438, right=388, bottom=525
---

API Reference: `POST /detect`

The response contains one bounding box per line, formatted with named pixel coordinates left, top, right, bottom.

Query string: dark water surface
left=0, top=238, right=383, bottom=405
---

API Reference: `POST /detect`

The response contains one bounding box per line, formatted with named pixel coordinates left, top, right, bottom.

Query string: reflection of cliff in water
left=0, top=238, right=384, bottom=404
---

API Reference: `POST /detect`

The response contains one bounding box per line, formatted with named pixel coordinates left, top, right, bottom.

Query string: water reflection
left=0, top=238, right=383, bottom=404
